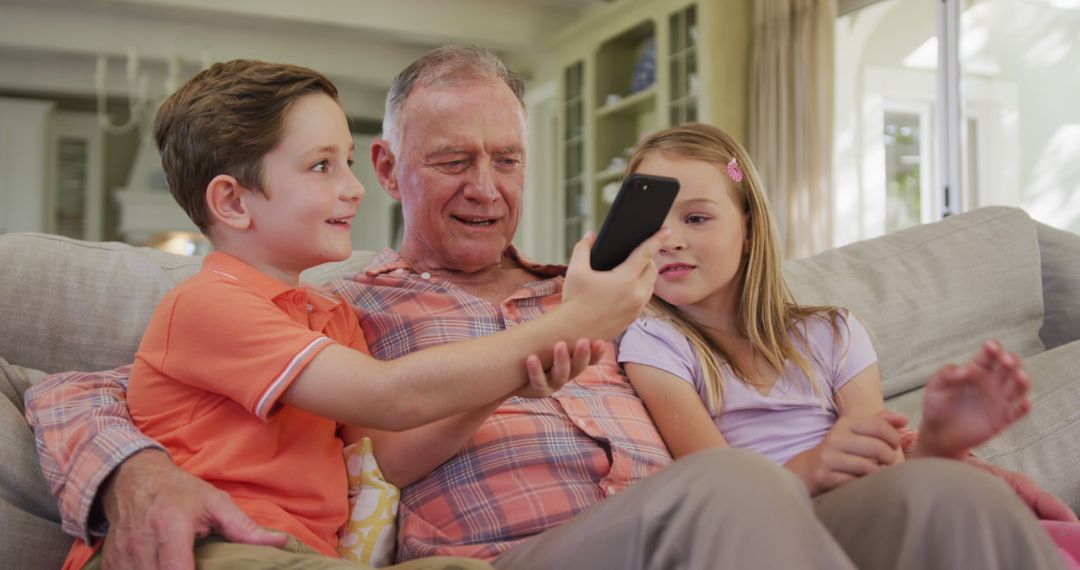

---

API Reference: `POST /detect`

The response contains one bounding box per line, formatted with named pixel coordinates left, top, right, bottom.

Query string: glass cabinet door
left=668, top=5, right=698, bottom=126
left=562, top=60, right=586, bottom=259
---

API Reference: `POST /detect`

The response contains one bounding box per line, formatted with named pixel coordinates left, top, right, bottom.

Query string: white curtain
left=749, top=0, right=836, bottom=259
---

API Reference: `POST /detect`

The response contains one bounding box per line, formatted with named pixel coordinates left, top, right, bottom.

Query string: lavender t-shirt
left=617, top=311, right=877, bottom=465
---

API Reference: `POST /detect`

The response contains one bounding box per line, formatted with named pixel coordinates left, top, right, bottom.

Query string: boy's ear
left=206, top=174, right=253, bottom=230
left=371, top=139, right=400, bottom=201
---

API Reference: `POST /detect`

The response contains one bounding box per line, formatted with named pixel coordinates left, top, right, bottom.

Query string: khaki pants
left=493, top=449, right=1065, bottom=570
left=84, top=535, right=493, bottom=570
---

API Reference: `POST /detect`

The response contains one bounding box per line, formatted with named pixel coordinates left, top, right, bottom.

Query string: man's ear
left=206, top=174, right=252, bottom=230
left=371, top=139, right=401, bottom=201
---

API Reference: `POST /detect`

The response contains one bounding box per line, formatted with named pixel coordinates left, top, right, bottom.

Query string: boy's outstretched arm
left=343, top=337, right=605, bottom=487
left=914, top=340, right=1031, bottom=460
left=283, top=230, right=664, bottom=432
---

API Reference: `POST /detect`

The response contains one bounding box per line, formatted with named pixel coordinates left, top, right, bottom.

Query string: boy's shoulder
left=159, top=256, right=264, bottom=305
left=147, top=252, right=299, bottom=333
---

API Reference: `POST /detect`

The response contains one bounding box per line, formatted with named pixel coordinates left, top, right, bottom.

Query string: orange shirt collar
left=202, top=251, right=341, bottom=312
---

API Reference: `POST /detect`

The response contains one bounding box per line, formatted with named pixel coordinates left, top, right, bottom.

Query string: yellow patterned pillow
left=337, top=437, right=400, bottom=567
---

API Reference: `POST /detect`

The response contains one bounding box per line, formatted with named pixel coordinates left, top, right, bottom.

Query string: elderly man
left=24, top=46, right=1066, bottom=570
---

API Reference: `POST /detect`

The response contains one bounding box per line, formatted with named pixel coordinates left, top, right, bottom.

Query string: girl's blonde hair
left=628, top=123, right=842, bottom=413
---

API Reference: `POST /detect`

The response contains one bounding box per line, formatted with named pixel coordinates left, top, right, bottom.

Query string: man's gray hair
left=382, top=45, right=526, bottom=153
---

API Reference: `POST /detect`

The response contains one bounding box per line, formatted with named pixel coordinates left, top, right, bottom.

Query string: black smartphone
left=589, top=173, right=680, bottom=271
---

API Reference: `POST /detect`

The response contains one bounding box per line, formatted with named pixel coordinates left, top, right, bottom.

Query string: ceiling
left=0, top=0, right=611, bottom=116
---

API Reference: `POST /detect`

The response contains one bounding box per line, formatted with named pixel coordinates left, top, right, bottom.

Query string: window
left=834, top=0, right=1080, bottom=243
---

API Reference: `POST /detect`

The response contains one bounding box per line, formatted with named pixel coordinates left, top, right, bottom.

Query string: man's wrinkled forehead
left=423, top=142, right=525, bottom=160
left=401, top=79, right=524, bottom=125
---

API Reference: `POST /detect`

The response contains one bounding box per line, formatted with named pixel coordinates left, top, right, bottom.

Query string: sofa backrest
left=0, top=233, right=373, bottom=374
left=0, top=207, right=1055, bottom=391
left=784, top=206, right=1046, bottom=399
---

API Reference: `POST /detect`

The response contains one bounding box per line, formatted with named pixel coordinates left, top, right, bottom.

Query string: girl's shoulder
left=796, top=307, right=859, bottom=336
left=793, top=307, right=868, bottom=351
left=794, top=307, right=876, bottom=367
left=622, top=316, right=688, bottom=349
left=619, top=316, right=697, bottom=361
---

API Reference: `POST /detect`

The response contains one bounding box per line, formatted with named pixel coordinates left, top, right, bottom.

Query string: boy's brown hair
left=153, top=59, right=339, bottom=233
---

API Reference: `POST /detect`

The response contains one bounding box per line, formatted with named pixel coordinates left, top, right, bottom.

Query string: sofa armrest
left=1035, top=221, right=1080, bottom=350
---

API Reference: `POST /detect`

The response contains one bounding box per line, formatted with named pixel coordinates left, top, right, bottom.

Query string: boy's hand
left=786, top=410, right=907, bottom=496
left=562, top=229, right=667, bottom=340
left=517, top=338, right=605, bottom=398
left=916, top=340, right=1031, bottom=460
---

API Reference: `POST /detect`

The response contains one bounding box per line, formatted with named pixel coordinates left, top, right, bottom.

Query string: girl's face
left=634, top=152, right=749, bottom=317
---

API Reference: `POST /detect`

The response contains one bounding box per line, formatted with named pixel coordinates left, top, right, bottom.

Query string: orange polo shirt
left=64, top=252, right=366, bottom=569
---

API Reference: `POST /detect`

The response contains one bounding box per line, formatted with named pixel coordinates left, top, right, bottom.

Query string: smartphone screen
left=589, top=173, right=680, bottom=271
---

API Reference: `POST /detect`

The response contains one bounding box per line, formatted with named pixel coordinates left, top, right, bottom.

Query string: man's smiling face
left=389, top=78, right=527, bottom=273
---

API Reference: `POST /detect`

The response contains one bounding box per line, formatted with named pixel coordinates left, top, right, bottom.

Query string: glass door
left=959, top=0, right=1080, bottom=235
left=834, top=0, right=941, bottom=245
left=836, top=0, right=1080, bottom=243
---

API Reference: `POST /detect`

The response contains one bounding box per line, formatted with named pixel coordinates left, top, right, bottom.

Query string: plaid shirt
left=25, top=364, right=163, bottom=541
left=329, top=248, right=673, bottom=561
left=25, top=247, right=673, bottom=556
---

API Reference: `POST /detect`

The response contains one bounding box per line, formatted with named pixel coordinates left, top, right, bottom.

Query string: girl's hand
left=916, top=340, right=1031, bottom=460
left=517, top=338, right=605, bottom=399
left=785, top=410, right=908, bottom=496
left=561, top=229, right=668, bottom=340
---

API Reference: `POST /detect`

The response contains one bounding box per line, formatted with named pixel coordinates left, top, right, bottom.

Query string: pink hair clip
left=726, top=157, right=744, bottom=183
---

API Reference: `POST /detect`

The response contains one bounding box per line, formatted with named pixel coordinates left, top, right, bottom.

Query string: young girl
left=616, top=123, right=1080, bottom=567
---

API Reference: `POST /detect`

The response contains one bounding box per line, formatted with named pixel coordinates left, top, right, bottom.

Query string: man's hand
left=518, top=338, right=605, bottom=398
left=785, top=410, right=907, bottom=496
left=561, top=229, right=667, bottom=340
left=100, top=450, right=286, bottom=570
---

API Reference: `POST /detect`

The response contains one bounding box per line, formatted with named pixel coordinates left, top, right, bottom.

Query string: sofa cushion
left=784, top=206, right=1045, bottom=399
left=0, top=233, right=377, bottom=375
left=1034, top=222, right=1080, bottom=350
left=300, top=250, right=377, bottom=287
left=0, top=357, right=68, bottom=570
left=0, top=234, right=201, bottom=374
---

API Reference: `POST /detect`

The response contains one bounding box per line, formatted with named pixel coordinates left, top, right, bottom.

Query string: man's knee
left=651, top=448, right=809, bottom=513
left=873, top=458, right=1025, bottom=517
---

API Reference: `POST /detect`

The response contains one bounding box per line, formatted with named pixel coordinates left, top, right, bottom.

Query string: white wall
left=0, top=97, right=53, bottom=234
left=519, top=79, right=561, bottom=262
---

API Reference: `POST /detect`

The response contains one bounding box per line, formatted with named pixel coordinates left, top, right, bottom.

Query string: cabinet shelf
left=595, top=85, right=657, bottom=119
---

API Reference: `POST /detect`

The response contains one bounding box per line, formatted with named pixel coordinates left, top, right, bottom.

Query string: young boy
left=63, top=60, right=663, bottom=569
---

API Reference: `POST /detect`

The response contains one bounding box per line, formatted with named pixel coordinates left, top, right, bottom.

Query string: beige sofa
left=1, top=205, right=1078, bottom=568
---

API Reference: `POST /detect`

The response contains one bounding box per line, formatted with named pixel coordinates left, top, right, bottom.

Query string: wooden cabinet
left=551, top=0, right=746, bottom=260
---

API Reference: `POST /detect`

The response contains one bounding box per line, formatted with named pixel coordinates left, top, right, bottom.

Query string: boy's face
left=244, top=92, right=364, bottom=277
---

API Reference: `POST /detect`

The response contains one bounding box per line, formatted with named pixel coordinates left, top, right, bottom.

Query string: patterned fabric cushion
left=338, top=437, right=399, bottom=567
